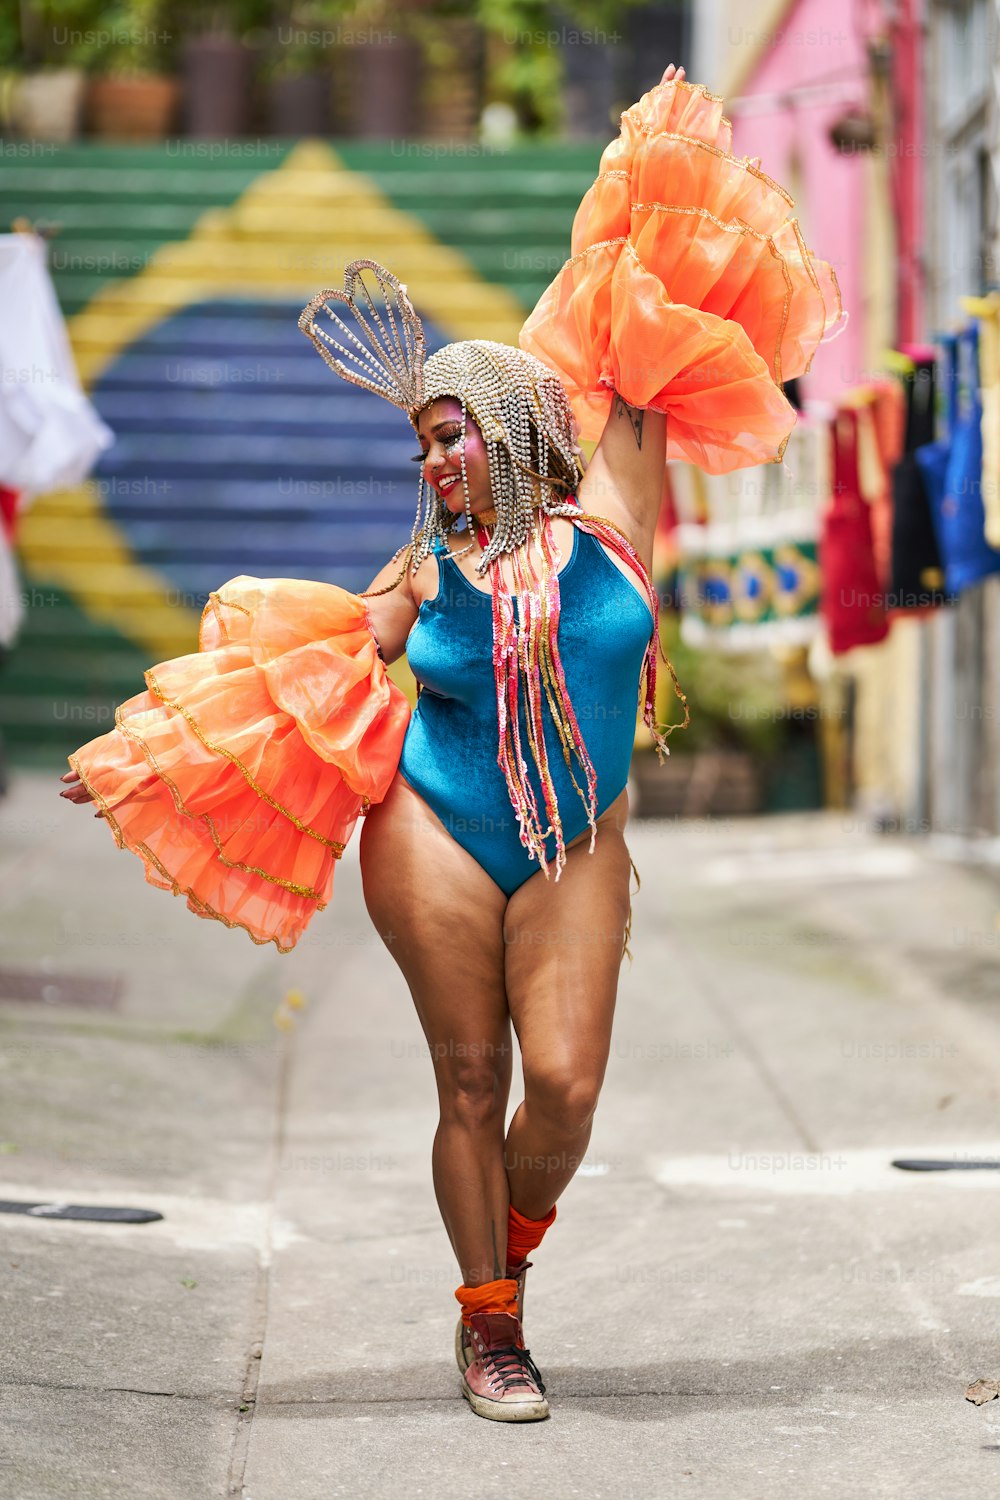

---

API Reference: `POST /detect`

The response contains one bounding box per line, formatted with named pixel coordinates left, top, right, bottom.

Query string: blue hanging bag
left=919, top=323, right=1000, bottom=592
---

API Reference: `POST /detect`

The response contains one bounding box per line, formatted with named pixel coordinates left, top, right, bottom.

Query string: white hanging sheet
left=0, top=233, right=113, bottom=499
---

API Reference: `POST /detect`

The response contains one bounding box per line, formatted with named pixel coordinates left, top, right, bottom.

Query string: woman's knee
left=437, top=1054, right=512, bottom=1131
left=522, top=1063, right=603, bottom=1135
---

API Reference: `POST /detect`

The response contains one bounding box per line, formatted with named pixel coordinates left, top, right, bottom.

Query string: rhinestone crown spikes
left=298, top=259, right=427, bottom=413
left=299, top=259, right=585, bottom=573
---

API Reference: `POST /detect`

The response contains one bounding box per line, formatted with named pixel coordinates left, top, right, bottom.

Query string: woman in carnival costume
left=60, top=65, right=843, bottom=1422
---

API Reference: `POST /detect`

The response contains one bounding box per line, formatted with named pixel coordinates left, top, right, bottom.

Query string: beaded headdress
left=299, top=260, right=686, bottom=882
left=298, top=260, right=585, bottom=573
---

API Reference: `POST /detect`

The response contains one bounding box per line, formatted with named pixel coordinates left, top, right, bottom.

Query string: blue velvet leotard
left=398, top=521, right=654, bottom=896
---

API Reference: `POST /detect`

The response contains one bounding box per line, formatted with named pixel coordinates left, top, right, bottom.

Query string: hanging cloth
left=0, top=233, right=112, bottom=497
left=819, top=405, right=890, bottom=654
left=675, top=416, right=826, bottom=652
left=0, top=484, right=23, bottom=650
left=960, top=292, right=1000, bottom=548
left=887, top=353, right=952, bottom=611
left=918, top=324, right=1000, bottom=593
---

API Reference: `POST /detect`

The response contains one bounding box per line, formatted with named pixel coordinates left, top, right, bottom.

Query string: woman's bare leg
left=502, top=788, right=632, bottom=1219
left=359, top=771, right=513, bottom=1286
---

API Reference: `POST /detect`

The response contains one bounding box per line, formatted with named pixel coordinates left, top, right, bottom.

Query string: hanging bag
left=913, top=331, right=958, bottom=570
left=921, top=323, right=1000, bottom=593
left=819, top=406, right=890, bottom=654
left=887, top=355, right=952, bottom=611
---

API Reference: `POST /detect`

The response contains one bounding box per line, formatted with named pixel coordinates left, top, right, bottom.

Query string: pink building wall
left=723, top=0, right=922, bottom=401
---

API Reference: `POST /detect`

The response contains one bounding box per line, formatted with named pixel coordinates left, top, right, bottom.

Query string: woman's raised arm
left=577, top=397, right=667, bottom=566
left=552, top=65, right=686, bottom=561
left=575, top=66, right=683, bottom=552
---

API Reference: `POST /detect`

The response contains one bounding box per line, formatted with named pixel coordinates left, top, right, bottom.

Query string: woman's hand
left=59, top=768, right=105, bottom=817
left=660, top=63, right=686, bottom=85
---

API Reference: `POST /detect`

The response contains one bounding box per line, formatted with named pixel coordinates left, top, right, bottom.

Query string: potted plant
left=629, top=615, right=791, bottom=819
left=410, top=0, right=483, bottom=141
left=262, top=1, right=337, bottom=136
left=83, top=1, right=179, bottom=140
left=338, top=0, right=423, bottom=138
left=473, top=0, right=647, bottom=139
left=178, top=0, right=270, bottom=139
left=5, top=0, right=93, bottom=141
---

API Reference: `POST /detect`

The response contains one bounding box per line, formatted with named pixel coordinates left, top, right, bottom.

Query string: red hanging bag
left=820, top=407, right=890, bottom=654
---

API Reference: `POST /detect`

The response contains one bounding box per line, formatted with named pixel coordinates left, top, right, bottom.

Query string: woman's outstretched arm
left=575, top=63, right=684, bottom=565
left=361, top=548, right=421, bottom=664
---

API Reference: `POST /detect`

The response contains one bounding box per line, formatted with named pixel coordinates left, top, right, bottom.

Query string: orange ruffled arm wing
left=68, top=576, right=411, bottom=954
left=520, top=76, right=846, bottom=474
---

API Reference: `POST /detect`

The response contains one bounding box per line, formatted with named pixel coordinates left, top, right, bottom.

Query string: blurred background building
left=1, top=0, right=999, bottom=855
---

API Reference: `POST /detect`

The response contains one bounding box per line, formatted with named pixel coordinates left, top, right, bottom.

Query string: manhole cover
left=0, top=1200, right=162, bottom=1223
left=0, top=968, right=123, bottom=1010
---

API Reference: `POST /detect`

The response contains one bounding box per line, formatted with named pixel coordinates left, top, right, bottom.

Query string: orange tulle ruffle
left=68, top=576, right=410, bottom=953
left=519, top=76, right=846, bottom=473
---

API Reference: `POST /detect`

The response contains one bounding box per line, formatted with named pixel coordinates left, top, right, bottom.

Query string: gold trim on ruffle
left=199, top=589, right=254, bottom=650
left=142, top=668, right=349, bottom=851
left=68, top=751, right=127, bottom=851
left=112, top=701, right=337, bottom=900
left=823, top=260, right=844, bottom=332
left=781, top=216, right=841, bottom=375
left=561, top=234, right=629, bottom=272
left=67, top=753, right=307, bottom=954
left=783, top=215, right=823, bottom=306
left=630, top=201, right=794, bottom=385
left=622, top=77, right=733, bottom=141
left=588, top=145, right=843, bottom=343
left=554, top=239, right=795, bottom=470
left=208, top=590, right=253, bottom=619
left=136, top=837, right=302, bottom=954
left=557, top=234, right=793, bottom=393
left=619, top=121, right=795, bottom=208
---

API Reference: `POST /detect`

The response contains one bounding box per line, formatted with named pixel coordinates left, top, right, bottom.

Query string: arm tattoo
left=614, top=393, right=644, bottom=449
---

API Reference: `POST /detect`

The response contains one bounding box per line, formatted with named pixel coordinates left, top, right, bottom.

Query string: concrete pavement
left=2, top=768, right=1000, bottom=1498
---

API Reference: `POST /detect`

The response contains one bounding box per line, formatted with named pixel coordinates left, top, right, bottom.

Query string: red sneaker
left=460, top=1311, right=549, bottom=1422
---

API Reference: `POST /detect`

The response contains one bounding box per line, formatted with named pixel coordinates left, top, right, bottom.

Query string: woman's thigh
left=359, top=770, right=513, bottom=1099
left=502, top=787, right=633, bottom=1098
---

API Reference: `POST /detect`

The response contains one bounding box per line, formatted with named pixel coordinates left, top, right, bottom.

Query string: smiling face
left=413, top=396, right=493, bottom=518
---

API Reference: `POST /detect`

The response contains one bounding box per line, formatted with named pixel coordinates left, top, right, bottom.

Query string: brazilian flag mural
left=1, top=139, right=600, bottom=762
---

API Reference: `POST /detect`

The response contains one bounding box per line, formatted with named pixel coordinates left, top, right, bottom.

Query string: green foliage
left=168, top=0, right=274, bottom=36
left=658, top=612, right=790, bottom=756
left=472, top=0, right=656, bottom=133
left=258, top=0, right=351, bottom=77
left=0, top=17, right=20, bottom=70
left=10, top=0, right=103, bottom=69
left=72, top=1, right=175, bottom=74
left=5, top=0, right=660, bottom=112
